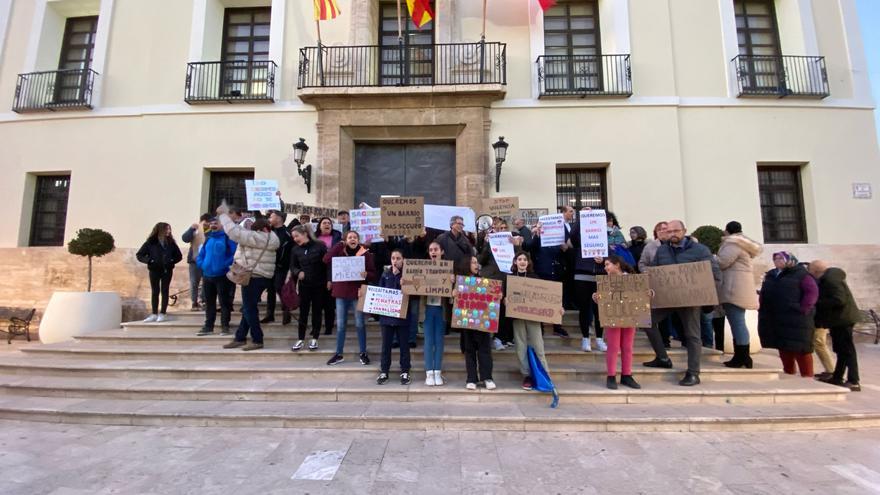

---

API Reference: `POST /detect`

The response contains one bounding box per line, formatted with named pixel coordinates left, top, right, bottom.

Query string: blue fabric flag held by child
left=528, top=346, right=559, bottom=408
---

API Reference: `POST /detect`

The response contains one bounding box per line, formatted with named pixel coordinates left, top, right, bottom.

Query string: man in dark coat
left=644, top=220, right=721, bottom=386
left=435, top=215, right=474, bottom=264
left=809, top=260, right=862, bottom=391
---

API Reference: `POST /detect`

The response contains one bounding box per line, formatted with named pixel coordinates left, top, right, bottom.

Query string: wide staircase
left=0, top=309, right=877, bottom=431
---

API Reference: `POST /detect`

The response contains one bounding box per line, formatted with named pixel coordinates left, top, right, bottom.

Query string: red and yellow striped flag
left=313, top=0, right=341, bottom=21
left=537, top=0, right=557, bottom=11
left=406, top=0, right=433, bottom=29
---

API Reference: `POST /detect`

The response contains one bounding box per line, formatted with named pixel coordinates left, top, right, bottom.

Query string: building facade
left=1, top=0, right=879, bottom=312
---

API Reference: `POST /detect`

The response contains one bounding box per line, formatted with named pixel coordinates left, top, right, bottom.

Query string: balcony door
left=378, top=1, right=435, bottom=86
left=735, top=0, right=783, bottom=93
left=354, top=143, right=455, bottom=208
left=542, top=0, right=601, bottom=94
left=55, top=16, right=98, bottom=105
left=221, top=7, right=271, bottom=98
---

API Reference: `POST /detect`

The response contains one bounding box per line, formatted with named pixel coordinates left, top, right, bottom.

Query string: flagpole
left=482, top=0, right=487, bottom=41
left=315, top=18, right=325, bottom=86
left=396, top=0, right=404, bottom=85
left=480, top=0, right=487, bottom=83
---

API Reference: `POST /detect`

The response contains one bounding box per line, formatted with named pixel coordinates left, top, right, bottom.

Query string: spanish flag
left=537, top=0, right=557, bottom=11
left=406, top=0, right=433, bottom=29
left=313, top=0, right=341, bottom=21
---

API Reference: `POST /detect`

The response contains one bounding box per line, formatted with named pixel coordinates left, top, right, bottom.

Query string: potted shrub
left=39, top=228, right=122, bottom=343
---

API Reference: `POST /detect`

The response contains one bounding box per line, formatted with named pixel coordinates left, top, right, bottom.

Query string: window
left=29, top=175, right=71, bottom=247
left=209, top=171, right=254, bottom=212
left=734, top=0, right=782, bottom=91
left=221, top=7, right=271, bottom=97
left=543, top=0, right=601, bottom=93
left=55, top=16, right=98, bottom=104
left=379, top=1, right=434, bottom=86
left=556, top=168, right=607, bottom=210
left=758, top=166, right=807, bottom=243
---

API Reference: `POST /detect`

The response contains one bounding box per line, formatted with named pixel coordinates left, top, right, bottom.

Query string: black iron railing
left=13, top=69, right=97, bottom=113
left=297, top=42, right=506, bottom=88
left=732, top=55, right=829, bottom=98
left=537, top=54, right=632, bottom=97
left=185, top=60, right=277, bottom=103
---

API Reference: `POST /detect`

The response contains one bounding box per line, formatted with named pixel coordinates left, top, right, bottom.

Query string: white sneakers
left=156, top=313, right=167, bottom=323
left=308, top=339, right=318, bottom=350
left=425, top=370, right=436, bottom=386
left=291, top=340, right=304, bottom=351
left=485, top=379, right=497, bottom=390
left=581, top=337, right=592, bottom=352
left=493, top=338, right=505, bottom=350
left=466, top=382, right=477, bottom=390
left=143, top=314, right=158, bottom=323
left=596, top=337, right=608, bottom=352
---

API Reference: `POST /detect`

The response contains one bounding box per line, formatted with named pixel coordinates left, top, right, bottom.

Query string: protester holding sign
left=323, top=231, right=376, bottom=366
left=507, top=252, right=553, bottom=391
left=593, top=255, right=648, bottom=390
left=568, top=208, right=608, bottom=353
left=529, top=220, right=571, bottom=338
left=315, top=217, right=343, bottom=335
left=454, top=255, right=496, bottom=391
left=289, top=225, right=328, bottom=352
left=477, top=219, right=521, bottom=350
left=376, top=250, right=412, bottom=386
left=436, top=215, right=475, bottom=264
left=422, top=242, right=452, bottom=387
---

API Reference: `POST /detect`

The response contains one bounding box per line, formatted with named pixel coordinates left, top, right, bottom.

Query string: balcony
left=12, top=69, right=97, bottom=113
left=732, top=55, right=829, bottom=99
left=537, top=54, right=632, bottom=98
left=296, top=42, right=506, bottom=100
left=184, top=61, right=277, bottom=104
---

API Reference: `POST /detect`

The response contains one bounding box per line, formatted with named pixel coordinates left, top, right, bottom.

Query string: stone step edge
left=0, top=405, right=877, bottom=432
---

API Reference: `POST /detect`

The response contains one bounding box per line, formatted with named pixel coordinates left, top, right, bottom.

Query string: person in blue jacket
left=196, top=217, right=237, bottom=336
left=376, top=249, right=412, bottom=386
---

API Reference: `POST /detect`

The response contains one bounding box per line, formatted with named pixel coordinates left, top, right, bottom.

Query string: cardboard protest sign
left=482, top=197, right=519, bottom=220
left=451, top=275, right=503, bottom=333
left=331, top=256, right=366, bottom=282
left=357, top=285, right=409, bottom=318
left=282, top=203, right=337, bottom=218
left=380, top=197, right=424, bottom=237
left=519, top=208, right=548, bottom=227
left=424, top=204, right=476, bottom=233
left=647, top=261, right=719, bottom=309
left=539, top=213, right=566, bottom=247
left=488, top=232, right=516, bottom=274
left=245, top=180, right=280, bottom=210
left=505, top=276, right=564, bottom=325
left=596, top=274, right=652, bottom=328
left=350, top=208, right=382, bottom=243
left=579, top=209, right=608, bottom=258
left=401, top=259, right=454, bottom=297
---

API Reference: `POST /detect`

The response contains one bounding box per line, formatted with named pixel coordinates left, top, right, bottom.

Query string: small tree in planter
left=691, top=225, right=724, bottom=254
left=67, top=228, right=115, bottom=292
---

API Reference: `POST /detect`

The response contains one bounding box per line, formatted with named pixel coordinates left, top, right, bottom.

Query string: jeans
left=423, top=305, right=445, bottom=370
left=463, top=329, right=493, bottom=383
left=830, top=324, right=859, bottom=383
left=188, top=263, right=202, bottom=305
left=513, top=319, right=547, bottom=376
left=604, top=327, right=635, bottom=376
left=335, top=298, right=366, bottom=355
left=233, top=277, right=270, bottom=344
left=202, top=275, right=233, bottom=331
left=298, top=284, right=325, bottom=340
left=148, top=269, right=173, bottom=315
left=574, top=280, right=603, bottom=339
left=647, top=307, right=702, bottom=374
left=812, top=328, right=834, bottom=373
left=380, top=324, right=411, bottom=374
left=722, top=303, right=750, bottom=345
left=700, top=312, right=715, bottom=348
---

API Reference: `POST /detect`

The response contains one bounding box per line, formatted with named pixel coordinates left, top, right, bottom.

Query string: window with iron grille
left=29, top=175, right=71, bottom=247
left=55, top=16, right=98, bottom=104
left=209, top=171, right=254, bottom=212
left=734, top=0, right=782, bottom=91
left=757, top=166, right=807, bottom=243
left=542, top=0, right=601, bottom=93
left=221, top=7, right=271, bottom=97
left=556, top=168, right=607, bottom=211
left=379, top=1, right=435, bottom=86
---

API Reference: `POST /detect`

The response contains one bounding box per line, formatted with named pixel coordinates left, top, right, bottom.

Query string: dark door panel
left=354, top=143, right=455, bottom=208
left=402, top=144, right=455, bottom=204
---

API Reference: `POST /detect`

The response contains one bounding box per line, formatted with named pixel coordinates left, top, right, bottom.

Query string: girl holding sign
left=454, top=254, right=496, bottom=391
left=316, top=217, right=343, bottom=336
left=424, top=241, right=450, bottom=386
left=592, top=255, right=644, bottom=390
left=376, top=250, right=412, bottom=385
left=507, top=252, right=552, bottom=391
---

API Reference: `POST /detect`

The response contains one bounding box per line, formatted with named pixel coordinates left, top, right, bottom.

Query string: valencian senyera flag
left=406, top=0, right=434, bottom=29
left=537, top=0, right=557, bottom=11
left=313, top=0, right=341, bottom=21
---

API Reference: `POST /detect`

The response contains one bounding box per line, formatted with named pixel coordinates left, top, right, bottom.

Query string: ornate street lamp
left=292, top=137, right=312, bottom=194
left=492, top=136, right=509, bottom=193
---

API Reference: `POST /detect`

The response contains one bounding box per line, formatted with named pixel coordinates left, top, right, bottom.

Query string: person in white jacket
left=217, top=204, right=279, bottom=351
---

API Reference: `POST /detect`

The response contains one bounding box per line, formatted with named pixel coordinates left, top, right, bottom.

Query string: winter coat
left=529, top=233, right=563, bottom=281
left=136, top=238, right=183, bottom=274
left=607, top=226, right=626, bottom=247
left=196, top=230, right=237, bottom=278
left=219, top=213, right=280, bottom=279
left=568, top=221, right=606, bottom=277
left=378, top=267, right=408, bottom=326
left=758, top=265, right=818, bottom=353
left=436, top=230, right=475, bottom=264
left=652, top=237, right=722, bottom=284
left=638, top=239, right=661, bottom=274
left=323, top=241, right=377, bottom=300
left=814, top=267, right=861, bottom=328
left=273, top=226, right=293, bottom=274
left=289, top=239, right=328, bottom=289
left=716, top=234, right=762, bottom=310
left=181, top=226, right=206, bottom=264
left=628, top=240, right=646, bottom=270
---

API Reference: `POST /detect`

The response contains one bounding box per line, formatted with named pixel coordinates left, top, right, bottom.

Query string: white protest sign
left=350, top=208, right=383, bottom=243
left=539, top=213, right=566, bottom=247
left=579, top=209, right=608, bottom=258
left=424, top=205, right=476, bottom=233
left=489, top=232, right=516, bottom=274
left=361, top=286, right=406, bottom=318
left=331, top=256, right=366, bottom=282
left=245, top=180, right=280, bottom=210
